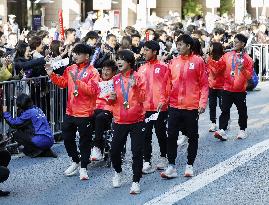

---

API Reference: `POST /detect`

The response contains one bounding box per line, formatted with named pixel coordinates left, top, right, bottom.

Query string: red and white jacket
left=111, top=70, right=145, bottom=124
left=207, top=56, right=225, bottom=89
left=168, top=54, right=209, bottom=110
left=50, top=62, right=100, bottom=117
left=138, top=59, right=170, bottom=112
left=208, top=51, right=253, bottom=92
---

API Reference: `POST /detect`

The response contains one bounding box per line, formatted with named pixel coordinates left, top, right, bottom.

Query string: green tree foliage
left=219, top=0, right=234, bottom=15
left=182, top=0, right=203, bottom=17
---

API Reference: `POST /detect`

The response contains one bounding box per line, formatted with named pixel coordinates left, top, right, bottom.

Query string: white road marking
left=144, top=138, right=269, bottom=205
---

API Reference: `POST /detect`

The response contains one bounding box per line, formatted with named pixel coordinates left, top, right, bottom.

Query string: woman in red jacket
left=109, top=50, right=146, bottom=194
left=207, top=42, right=225, bottom=132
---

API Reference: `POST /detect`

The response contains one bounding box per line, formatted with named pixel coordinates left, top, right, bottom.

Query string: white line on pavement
left=144, top=138, right=269, bottom=205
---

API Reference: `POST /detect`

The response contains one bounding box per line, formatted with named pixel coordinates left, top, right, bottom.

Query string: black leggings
left=0, top=150, right=11, bottom=183
left=93, top=109, right=112, bottom=150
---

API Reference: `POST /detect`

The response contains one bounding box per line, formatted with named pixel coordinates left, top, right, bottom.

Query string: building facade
left=0, top=0, right=268, bottom=30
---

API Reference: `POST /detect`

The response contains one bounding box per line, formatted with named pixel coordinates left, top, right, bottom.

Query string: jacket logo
left=189, top=63, right=195, bottom=69
left=115, top=79, right=120, bottom=84
left=155, top=67, right=160, bottom=74
left=82, top=72, right=88, bottom=78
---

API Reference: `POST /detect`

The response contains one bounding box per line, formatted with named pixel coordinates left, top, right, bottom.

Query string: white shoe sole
left=80, top=176, right=89, bottom=180
left=112, top=183, right=121, bottom=188
left=130, top=190, right=140, bottom=195
left=184, top=172, right=193, bottom=177
left=64, top=169, right=78, bottom=176
left=142, top=167, right=155, bottom=174
left=160, top=172, right=178, bottom=179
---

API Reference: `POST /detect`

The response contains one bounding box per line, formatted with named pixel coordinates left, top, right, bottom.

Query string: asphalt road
left=1, top=82, right=269, bottom=205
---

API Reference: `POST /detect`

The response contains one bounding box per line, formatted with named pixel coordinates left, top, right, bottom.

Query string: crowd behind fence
left=1, top=44, right=269, bottom=147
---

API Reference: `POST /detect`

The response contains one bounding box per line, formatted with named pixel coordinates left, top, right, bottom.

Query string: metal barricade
left=0, top=76, right=66, bottom=140
left=251, top=44, right=269, bottom=81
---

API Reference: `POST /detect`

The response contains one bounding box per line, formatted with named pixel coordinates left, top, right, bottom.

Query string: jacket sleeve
left=159, top=66, right=171, bottom=105
left=133, top=74, right=145, bottom=103
left=3, top=110, right=31, bottom=126
left=14, top=58, right=46, bottom=73
left=207, top=55, right=226, bottom=74
left=50, top=67, right=69, bottom=88
left=198, top=61, right=209, bottom=109
left=76, top=71, right=100, bottom=96
left=241, top=55, right=253, bottom=80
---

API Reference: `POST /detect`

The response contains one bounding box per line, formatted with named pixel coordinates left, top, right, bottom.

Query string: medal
left=120, top=74, right=133, bottom=110
left=123, top=101, right=130, bottom=109
left=73, top=89, right=79, bottom=97
left=230, top=71, right=235, bottom=77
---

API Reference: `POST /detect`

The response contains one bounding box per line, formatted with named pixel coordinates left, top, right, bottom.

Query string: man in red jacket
left=138, top=40, right=170, bottom=173
left=46, top=44, right=100, bottom=181
left=160, top=34, right=209, bottom=179
left=109, top=50, right=145, bottom=194
left=209, top=34, right=253, bottom=141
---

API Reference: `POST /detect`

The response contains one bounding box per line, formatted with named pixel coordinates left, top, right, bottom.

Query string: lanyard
left=70, top=63, right=90, bottom=90
left=231, top=52, right=243, bottom=75
left=119, top=73, right=133, bottom=102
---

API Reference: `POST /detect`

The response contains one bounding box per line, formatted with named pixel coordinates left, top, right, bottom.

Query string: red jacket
left=168, top=54, right=209, bottom=110
left=138, top=59, right=170, bottom=112
left=96, top=79, right=113, bottom=112
left=208, top=51, right=253, bottom=92
left=111, top=70, right=145, bottom=124
left=207, top=56, right=225, bottom=89
left=50, top=62, right=100, bottom=117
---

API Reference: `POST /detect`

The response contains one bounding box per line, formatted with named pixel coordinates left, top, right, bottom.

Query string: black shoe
left=0, top=190, right=10, bottom=197
left=38, top=149, right=58, bottom=158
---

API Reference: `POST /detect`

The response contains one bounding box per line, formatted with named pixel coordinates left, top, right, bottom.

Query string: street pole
left=256, top=6, right=259, bottom=20
left=30, top=0, right=35, bottom=29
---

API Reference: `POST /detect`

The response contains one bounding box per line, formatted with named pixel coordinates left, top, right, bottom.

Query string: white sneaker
left=184, top=165, right=194, bottom=177
left=237, top=130, right=247, bottom=139
left=130, top=182, right=141, bottom=194
left=214, top=129, right=227, bottom=141
left=156, top=157, right=168, bottom=170
left=64, top=162, right=80, bottom=176
left=90, top=147, right=103, bottom=161
left=142, top=162, right=155, bottom=174
left=79, top=168, right=89, bottom=180
left=209, top=123, right=217, bottom=132
left=160, top=165, right=178, bottom=179
left=177, top=134, right=188, bottom=146
left=112, top=172, right=122, bottom=188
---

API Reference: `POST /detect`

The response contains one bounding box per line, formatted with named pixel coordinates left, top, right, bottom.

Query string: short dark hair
left=72, top=43, right=92, bottom=55
left=85, top=31, right=99, bottom=40
left=131, top=33, right=141, bottom=39
left=117, top=49, right=135, bottom=68
left=29, top=36, right=42, bottom=50
left=106, top=34, right=116, bottom=41
left=64, top=28, right=76, bottom=36
left=102, top=59, right=118, bottom=72
left=36, top=30, right=49, bottom=39
left=234, top=33, right=248, bottom=45
left=177, top=34, right=194, bottom=51
left=144, top=40, right=160, bottom=55
left=145, top=28, right=155, bottom=34
left=16, top=93, right=33, bottom=111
